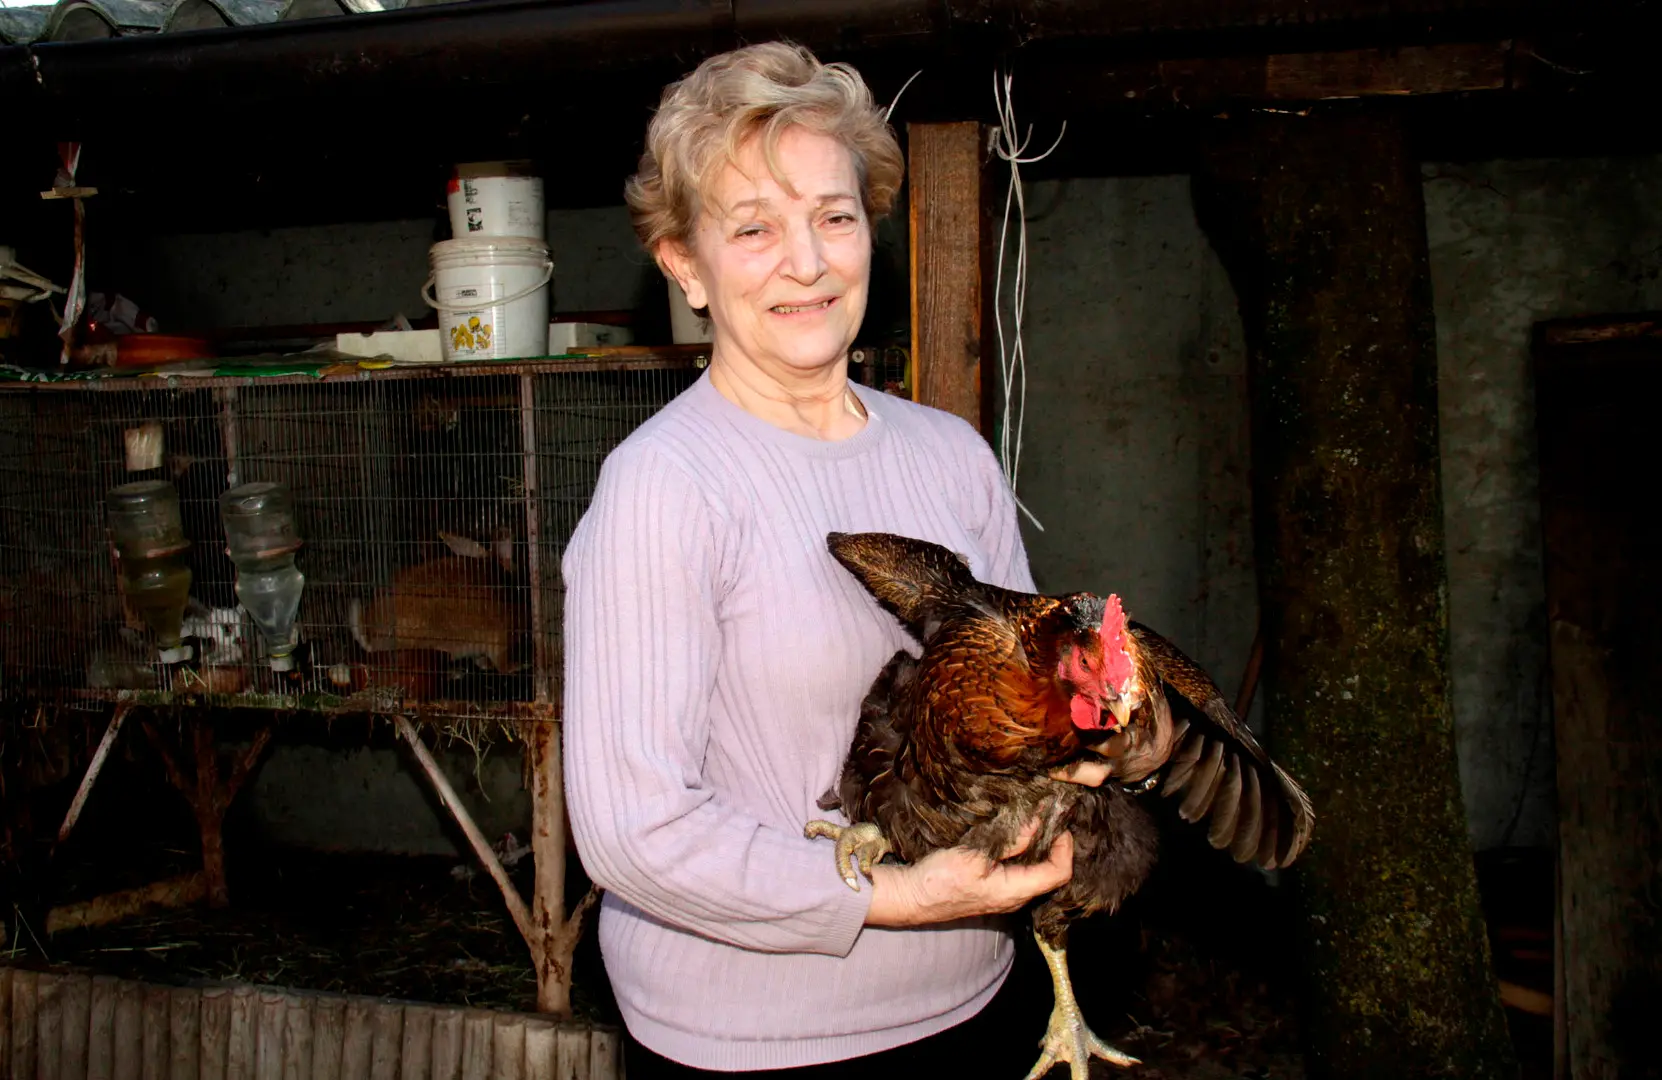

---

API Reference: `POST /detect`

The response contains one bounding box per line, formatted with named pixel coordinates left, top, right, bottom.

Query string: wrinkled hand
left=1047, top=759, right=1112, bottom=787
left=864, top=816, right=1074, bottom=928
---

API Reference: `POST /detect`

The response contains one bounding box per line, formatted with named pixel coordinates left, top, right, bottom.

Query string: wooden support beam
left=56, top=703, right=132, bottom=846
left=1193, top=111, right=1517, bottom=1078
left=139, top=717, right=273, bottom=909
left=908, top=121, right=997, bottom=436
left=45, top=872, right=208, bottom=934
left=193, top=721, right=228, bottom=908
left=394, top=715, right=535, bottom=947
left=520, top=374, right=554, bottom=707
left=395, top=713, right=596, bottom=1018
left=527, top=720, right=598, bottom=1018
left=1531, top=316, right=1662, bottom=1080
left=1130, top=40, right=1521, bottom=105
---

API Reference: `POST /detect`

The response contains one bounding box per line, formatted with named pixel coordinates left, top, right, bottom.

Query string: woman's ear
left=655, top=238, right=708, bottom=312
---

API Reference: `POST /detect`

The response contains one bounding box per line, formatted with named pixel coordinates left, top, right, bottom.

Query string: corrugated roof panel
left=44, top=0, right=169, bottom=39
left=0, top=6, right=50, bottom=43
left=163, top=0, right=285, bottom=32
left=0, top=0, right=409, bottom=42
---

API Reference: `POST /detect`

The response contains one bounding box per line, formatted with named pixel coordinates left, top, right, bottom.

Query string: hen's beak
left=1104, top=695, right=1133, bottom=731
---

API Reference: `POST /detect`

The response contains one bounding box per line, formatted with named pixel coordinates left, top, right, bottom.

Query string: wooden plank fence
left=0, top=967, right=622, bottom=1080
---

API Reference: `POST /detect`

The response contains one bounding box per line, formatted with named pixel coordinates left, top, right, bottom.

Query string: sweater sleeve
left=961, top=425, right=1037, bottom=594
left=559, top=442, right=872, bottom=956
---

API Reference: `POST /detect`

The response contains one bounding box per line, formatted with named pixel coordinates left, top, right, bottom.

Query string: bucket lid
left=429, top=235, right=550, bottom=265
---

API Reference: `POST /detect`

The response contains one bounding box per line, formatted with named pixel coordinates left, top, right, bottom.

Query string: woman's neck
left=708, top=348, right=867, bottom=441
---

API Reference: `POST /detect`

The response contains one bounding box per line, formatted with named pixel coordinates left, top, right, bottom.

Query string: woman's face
left=660, top=126, right=872, bottom=382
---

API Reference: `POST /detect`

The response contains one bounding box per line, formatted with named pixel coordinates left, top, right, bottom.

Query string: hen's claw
left=1025, top=930, right=1140, bottom=1080
left=803, top=820, right=892, bottom=891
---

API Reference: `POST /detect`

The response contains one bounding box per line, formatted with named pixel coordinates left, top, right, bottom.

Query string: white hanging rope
left=883, top=69, right=924, bottom=123
left=988, top=70, right=1065, bottom=532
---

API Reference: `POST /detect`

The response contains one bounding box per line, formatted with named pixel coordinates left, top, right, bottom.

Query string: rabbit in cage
left=347, top=526, right=522, bottom=675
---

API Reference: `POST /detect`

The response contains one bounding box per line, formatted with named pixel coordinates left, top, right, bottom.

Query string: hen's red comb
left=1101, top=594, right=1134, bottom=692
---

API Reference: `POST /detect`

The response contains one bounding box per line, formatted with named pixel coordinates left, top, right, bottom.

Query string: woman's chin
left=763, top=344, right=859, bottom=377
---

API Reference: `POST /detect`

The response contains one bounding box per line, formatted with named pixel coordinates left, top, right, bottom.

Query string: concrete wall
left=1006, top=176, right=1258, bottom=749
left=110, top=207, right=661, bottom=329
left=108, top=156, right=1662, bottom=856
left=243, top=740, right=532, bottom=857
left=1422, top=155, right=1662, bottom=849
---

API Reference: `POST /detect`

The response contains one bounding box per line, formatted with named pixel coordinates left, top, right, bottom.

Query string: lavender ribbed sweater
left=560, top=372, right=1036, bottom=1071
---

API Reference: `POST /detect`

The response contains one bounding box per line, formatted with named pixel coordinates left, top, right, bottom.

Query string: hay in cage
left=0, top=360, right=701, bottom=727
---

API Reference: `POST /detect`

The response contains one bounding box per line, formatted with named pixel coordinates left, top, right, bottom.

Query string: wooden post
left=169, top=987, right=201, bottom=1080
left=36, top=971, right=62, bottom=1080
left=368, top=1003, right=402, bottom=1080
left=226, top=986, right=257, bottom=1080
left=88, top=975, right=117, bottom=1080
left=11, top=968, right=38, bottom=1080
left=397, top=714, right=594, bottom=1017
left=1194, top=111, right=1517, bottom=1079
left=144, top=984, right=172, bottom=1078
left=529, top=721, right=598, bottom=1017
left=459, top=1013, right=493, bottom=1080
left=193, top=722, right=229, bottom=908
left=491, top=1016, right=526, bottom=1080
left=400, top=1004, right=434, bottom=1080
left=140, top=717, right=272, bottom=911
left=520, top=374, right=554, bottom=706
left=114, top=978, right=142, bottom=1080
left=57, top=703, right=133, bottom=845
left=0, top=966, right=11, bottom=1073
left=199, top=987, right=231, bottom=1080
left=339, top=1000, right=373, bottom=1080
left=1532, top=317, right=1662, bottom=1080
left=907, top=121, right=997, bottom=435
left=62, top=973, right=91, bottom=1080
left=308, top=997, right=345, bottom=1080
left=428, top=1008, right=463, bottom=1080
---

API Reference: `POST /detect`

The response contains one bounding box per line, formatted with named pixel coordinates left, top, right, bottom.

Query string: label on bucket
left=437, top=274, right=548, bottom=362
left=441, top=287, right=502, bottom=359
left=447, top=176, right=545, bottom=239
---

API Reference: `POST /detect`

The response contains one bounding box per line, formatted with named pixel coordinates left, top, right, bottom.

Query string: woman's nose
left=780, top=221, right=827, bottom=284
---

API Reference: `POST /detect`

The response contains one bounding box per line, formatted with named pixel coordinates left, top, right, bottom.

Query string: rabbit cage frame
left=0, top=354, right=702, bottom=1024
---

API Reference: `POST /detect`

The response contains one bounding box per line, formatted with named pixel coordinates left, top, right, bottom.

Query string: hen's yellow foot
left=1025, top=930, right=1140, bottom=1080
left=803, top=820, right=892, bottom=891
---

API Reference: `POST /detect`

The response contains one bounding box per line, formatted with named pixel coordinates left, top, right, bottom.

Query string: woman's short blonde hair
left=625, top=41, right=905, bottom=257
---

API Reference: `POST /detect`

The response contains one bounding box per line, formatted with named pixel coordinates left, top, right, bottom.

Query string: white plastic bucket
left=447, top=165, right=545, bottom=239
left=421, top=237, right=553, bottom=362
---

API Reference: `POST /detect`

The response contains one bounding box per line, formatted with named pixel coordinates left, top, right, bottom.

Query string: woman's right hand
left=863, top=817, right=1073, bottom=928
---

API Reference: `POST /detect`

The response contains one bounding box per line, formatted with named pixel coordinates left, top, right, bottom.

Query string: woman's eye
left=823, top=213, right=856, bottom=227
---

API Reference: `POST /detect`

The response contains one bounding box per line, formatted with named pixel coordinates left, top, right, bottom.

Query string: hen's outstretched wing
left=1130, top=623, right=1315, bottom=870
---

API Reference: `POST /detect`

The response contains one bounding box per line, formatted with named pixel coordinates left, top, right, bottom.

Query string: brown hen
left=806, top=531, right=1313, bottom=1080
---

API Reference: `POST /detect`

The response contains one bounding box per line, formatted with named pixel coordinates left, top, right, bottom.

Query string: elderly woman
left=561, top=42, right=1103, bottom=1078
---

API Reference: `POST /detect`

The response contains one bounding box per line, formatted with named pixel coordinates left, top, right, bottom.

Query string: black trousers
left=622, top=950, right=1053, bottom=1079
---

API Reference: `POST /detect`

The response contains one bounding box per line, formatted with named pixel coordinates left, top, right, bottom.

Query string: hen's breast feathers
left=915, top=604, right=1082, bottom=772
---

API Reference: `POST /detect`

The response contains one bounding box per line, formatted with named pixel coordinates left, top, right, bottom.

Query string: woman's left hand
left=1047, top=760, right=1111, bottom=787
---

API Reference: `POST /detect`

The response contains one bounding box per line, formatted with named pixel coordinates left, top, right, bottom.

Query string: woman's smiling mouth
left=771, top=298, right=837, bottom=315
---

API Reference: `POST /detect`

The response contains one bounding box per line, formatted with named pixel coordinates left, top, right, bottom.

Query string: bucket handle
left=421, top=260, right=553, bottom=313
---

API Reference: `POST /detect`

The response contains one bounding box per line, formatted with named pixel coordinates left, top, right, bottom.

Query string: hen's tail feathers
left=826, top=532, right=979, bottom=636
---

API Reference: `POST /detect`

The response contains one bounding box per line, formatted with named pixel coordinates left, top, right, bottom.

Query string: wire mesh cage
left=0, top=361, right=701, bottom=721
